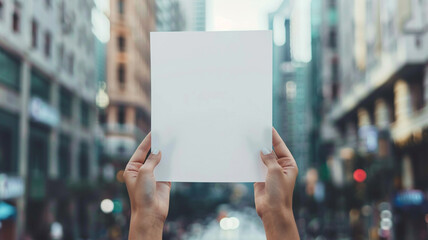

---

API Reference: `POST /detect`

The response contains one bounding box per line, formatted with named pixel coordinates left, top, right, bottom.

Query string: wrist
left=130, top=211, right=164, bottom=239
left=261, top=207, right=298, bottom=240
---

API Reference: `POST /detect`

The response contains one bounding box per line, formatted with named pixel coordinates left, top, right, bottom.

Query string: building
left=102, top=0, right=155, bottom=165
left=323, top=0, right=428, bottom=238
left=180, top=0, right=206, bottom=31
left=269, top=0, right=312, bottom=179
left=155, top=0, right=185, bottom=31
left=0, top=0, right=98, bottom=239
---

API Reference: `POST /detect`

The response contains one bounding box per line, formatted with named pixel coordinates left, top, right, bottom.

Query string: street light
left=219, top=217, right=240, bottom=230
left=100, top=199, right=114, bottom=213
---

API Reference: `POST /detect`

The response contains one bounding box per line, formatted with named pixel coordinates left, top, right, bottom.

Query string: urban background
left=0, top=0, right=427, bottom=239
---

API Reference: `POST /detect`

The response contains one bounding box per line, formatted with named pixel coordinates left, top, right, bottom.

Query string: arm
left=123, top=133, right=171, bottom=240
left=254, top=128, right=300, bottom=240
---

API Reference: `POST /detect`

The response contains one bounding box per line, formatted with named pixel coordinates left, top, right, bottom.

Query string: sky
left=206, top=0, right=283, bottom=31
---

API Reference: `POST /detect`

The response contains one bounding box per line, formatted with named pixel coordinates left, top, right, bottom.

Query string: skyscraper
left=103, top=0, right=155, bottom=162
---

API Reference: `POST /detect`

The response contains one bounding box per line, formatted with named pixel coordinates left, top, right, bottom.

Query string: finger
left=272, top=128, right=293, bottom=161
left=129, top=132, right=152, bottom=164
left=140, top=150, right=162, bottom=172
left=259, top=150, right=281, bottom=170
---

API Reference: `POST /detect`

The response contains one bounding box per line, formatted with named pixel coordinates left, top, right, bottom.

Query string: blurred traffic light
left=353, top=169, right=367, bottom=183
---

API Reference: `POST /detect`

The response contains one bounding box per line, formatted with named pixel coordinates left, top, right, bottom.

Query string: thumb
left=260, top=147, right=280, bottom=169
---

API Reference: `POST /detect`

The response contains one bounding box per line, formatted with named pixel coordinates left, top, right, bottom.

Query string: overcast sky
left=206, top=0, right=283, bottom=31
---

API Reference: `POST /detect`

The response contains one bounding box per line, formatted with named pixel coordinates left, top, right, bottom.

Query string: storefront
left=0, top=174, right=25, bottom=240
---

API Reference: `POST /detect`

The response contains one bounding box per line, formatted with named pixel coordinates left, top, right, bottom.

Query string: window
left=68, top=53, right=74, bottom=75
left=329, top=29, right=337, bottom=48
left=118, top=0, right=124, bottom=14
left=118, top=35, right=126, bottom=52
left=118, top=106, right=125, bottom=125
left=45, top=0, right=51, bottom=8
left=31, top=71, right=50, bottom=101
left=12, top=11, right=20, bottom=32
left=58, top=134, right=71, bottom=178
left=31, top=20, right=38, bottom=48
left=44, top=32, right=51, bottom=57
left=0, top=48, right=20, bottom=90
left=118, top=64, right=125, bottom=89
left=57, top=45, right=64, bottom=69
left=79, top=143, right=89, bottom=179
left=0, top=110, right=19, bottom=173
left=60, top=88, right=72, bottom=118
left=0, top=1, right=4, bottom=20
left=81, top=102, right=90, bottom=128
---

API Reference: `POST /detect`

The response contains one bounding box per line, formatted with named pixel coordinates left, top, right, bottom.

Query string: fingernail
left=152, top=148, right=159, bottom=155
left=262, top=147, right=272, bottom=155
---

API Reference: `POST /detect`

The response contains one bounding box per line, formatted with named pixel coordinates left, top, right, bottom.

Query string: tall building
left=180, top=0, right=206, bottom=31
left=0, top=0, right=98, bottom=239
left=322, top=0, right=428, bottom=238
left=103, top=0, right=155, bottom=164
left=270, top=0, right=311, bottom=179
left=155, top=0, right=185, bottom=31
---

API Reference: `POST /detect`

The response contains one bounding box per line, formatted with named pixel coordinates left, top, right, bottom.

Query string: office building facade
left=0, top=0, right=98, bottom=239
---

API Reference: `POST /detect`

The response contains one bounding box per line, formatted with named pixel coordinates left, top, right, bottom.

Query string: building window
left=44, top=32, right=51, bottom=57
left=58, top=134, right=71, bottom=178
left=12, top=11, right=20, bottom=32
left=118, top=0, right=124, bottom=14
left=118, top=106, right=125, bottom=125
left=31, top=71, right=50, bottom=102
left=57, top=44, right=64, bottom=69
left=79, top=143, right=89, bottom=179
left=118, top=64, right=125, bottom=89
left=0, top=48, right=20, bottom=90
left=60, top=87, right=72, bottom=118
left=0, top=1, right=4, bottom=20
left=0, top=110, right=19, bottom=173
left=118, top=35, right=126, bottom=52
left=31, top=20, right=38, bottom=48
left=329, top=29, right=337, bottom=48
left=81, top=102, right=90, bottom=128
left=68, top=53, right=74, bottom=75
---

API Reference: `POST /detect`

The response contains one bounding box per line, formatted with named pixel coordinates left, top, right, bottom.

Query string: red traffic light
left=353, top=169, right=367, bottom=182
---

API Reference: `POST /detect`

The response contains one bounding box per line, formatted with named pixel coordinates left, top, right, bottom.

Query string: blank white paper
left=150, top=31, right=272, bottom=182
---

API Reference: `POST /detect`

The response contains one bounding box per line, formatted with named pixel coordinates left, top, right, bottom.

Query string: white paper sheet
left=150, top=31, right=272, bottom=182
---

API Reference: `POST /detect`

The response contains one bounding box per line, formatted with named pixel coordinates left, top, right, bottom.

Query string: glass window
left=44, top=32, right=51, bottom=57
left=0, top=48, right=20, bottom=90
left=31, top=71, right=50, bottom=102
left=0, top=110, right=19, bottom=173
left=12, top=11, right=19, bottom=32
left=60, top=87, right=72, bottom=118
left=118, top=35, right=126, bottom=52
left=29, top=124, right=50, bottom=177
left=31, top=20, right=38, bottom=48
left=118, top=106, right=125, bottom=125
left=58, top=134, right=71, bottom=178
left=79, top=143, right=89, bottom=179
left=0, top=1, right=3, bottom=20
left=118, top=0, right=124, bottom=14
left=68, top=53, right=74, bottom=75
left=81, top=102, right=90, bottom=128
left=118, top=64, right=125, bottom=89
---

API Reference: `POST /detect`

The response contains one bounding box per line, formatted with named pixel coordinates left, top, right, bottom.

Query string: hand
left=254, top=127, right=299, bottom=240
left=123, top=132, right=171, bottom=240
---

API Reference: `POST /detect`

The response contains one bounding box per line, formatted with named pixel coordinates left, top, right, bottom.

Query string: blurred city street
left=1, top=0, right=428, bottom=239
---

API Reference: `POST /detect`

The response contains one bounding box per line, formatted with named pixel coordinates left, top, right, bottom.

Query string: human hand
left=124, top=132, right=171, bottom=240
left=254, top=127, right=299, bottom=240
